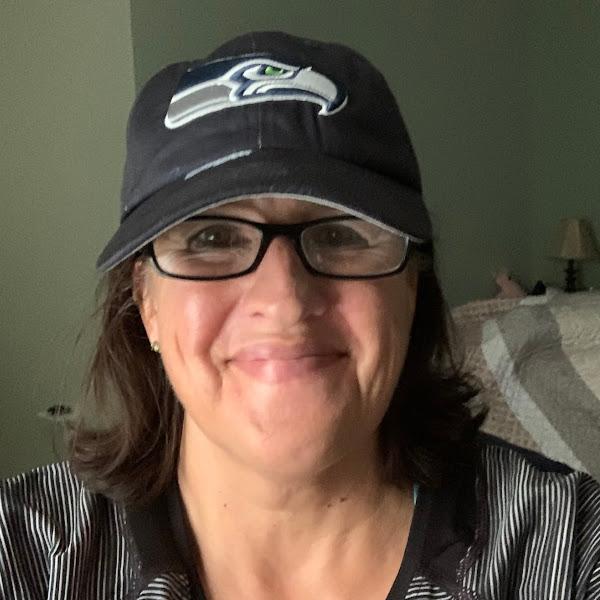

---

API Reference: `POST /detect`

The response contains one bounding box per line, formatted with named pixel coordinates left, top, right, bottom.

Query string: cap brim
left=96, top=148, right=431, bottom=272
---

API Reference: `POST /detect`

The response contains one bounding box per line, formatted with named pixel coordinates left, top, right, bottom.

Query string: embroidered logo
left=165, top=57, right=348, bottom=129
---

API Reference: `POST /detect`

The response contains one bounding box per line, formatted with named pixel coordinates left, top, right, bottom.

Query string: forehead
left=195, top=195, right=348, bottom=223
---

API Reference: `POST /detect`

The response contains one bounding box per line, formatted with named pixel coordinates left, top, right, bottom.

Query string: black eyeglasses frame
left=144, top=215, right=416, bottom=281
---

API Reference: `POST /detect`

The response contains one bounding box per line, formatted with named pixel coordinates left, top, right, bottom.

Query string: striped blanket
left=480, top=290, right=600, bottom=479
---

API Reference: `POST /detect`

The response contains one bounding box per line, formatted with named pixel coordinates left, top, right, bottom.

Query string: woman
left=1, top=31, right=599, bottom=600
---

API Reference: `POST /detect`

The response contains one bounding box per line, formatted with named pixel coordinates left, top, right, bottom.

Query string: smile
left=228, top=353, right=347, bottom=383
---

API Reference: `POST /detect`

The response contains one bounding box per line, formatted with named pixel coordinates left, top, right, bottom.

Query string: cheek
left=155, top=282, right=236, bottom=390
left=341, top=280, right=413, bottom=404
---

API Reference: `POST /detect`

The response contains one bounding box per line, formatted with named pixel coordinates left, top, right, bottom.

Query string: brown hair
left=65, top=245, right=486, bottom=506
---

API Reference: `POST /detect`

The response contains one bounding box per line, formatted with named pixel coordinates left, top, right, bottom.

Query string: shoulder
left=477, top=432, right=579, bottom=473
left=1, top=461, right=113, bottom=524
left=475, top=432, right=600, bottom=525
left=0, top=461, right=126, bottom=558
left=2, top=460, right=85, bottom=501
left=476, top=432, right=599, bottom=493
left=0, top=462, right=136, bottom=597
left=471, top=433, right=600, bottom=595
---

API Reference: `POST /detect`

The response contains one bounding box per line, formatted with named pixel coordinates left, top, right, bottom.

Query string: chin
left=236, top=425, right=350, bottom=482
left=249, top=454, right=337, bottom=484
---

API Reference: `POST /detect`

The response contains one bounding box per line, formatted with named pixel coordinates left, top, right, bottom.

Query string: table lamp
left=553, top=218, right=600, bottom=292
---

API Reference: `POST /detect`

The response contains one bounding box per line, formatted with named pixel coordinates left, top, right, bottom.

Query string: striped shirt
left=1, top=434, right=599, bottom=599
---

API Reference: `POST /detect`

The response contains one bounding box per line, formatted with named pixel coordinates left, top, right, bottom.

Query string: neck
left=177, top=418, right=414, bottom=599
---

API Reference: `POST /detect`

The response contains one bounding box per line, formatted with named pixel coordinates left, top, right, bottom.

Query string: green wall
left=0, top=2, right=135, bottom=477
left=527, top=4, right=600, bottom=290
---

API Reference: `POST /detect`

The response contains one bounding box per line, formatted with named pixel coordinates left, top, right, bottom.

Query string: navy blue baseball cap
left=96, top=31, right=432, bottom=272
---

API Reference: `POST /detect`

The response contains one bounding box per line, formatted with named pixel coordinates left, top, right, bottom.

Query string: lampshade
left=553, top=218, right=600, bottom=260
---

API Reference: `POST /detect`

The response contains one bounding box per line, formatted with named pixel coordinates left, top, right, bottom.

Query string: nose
left=241, top=236, right=328, bottom=324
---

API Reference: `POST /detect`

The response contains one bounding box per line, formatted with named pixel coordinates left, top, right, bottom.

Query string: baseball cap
left=96, top=31, right=432, bottom=272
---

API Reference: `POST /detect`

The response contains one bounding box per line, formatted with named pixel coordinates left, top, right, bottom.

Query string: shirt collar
left=416, top=447, right=481, bottom=592
left=124, top=478, right=199, bottom=597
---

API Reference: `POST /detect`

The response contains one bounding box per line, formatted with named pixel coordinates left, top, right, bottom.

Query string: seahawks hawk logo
left=165, top=57, right=348, bottom=129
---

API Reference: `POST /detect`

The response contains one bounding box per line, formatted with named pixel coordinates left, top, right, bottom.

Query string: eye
left=309, top=223, right=369, bottom=249
left=187, top=223, right=251, bottom=251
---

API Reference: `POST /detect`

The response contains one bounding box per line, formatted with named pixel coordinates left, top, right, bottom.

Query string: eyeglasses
left=147, top=215, right=415, bottom=280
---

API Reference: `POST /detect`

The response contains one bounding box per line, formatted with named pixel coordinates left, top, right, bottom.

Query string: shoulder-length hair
left=65, top=244, right=486, bottom=506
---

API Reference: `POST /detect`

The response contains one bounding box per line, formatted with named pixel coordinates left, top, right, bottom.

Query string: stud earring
left=150, top=341, right=160, bottom=353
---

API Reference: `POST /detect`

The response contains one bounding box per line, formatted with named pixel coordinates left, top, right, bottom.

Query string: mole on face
left=326, top=496, right=349, bottom=509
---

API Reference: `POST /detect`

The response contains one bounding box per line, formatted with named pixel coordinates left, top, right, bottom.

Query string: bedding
left=451, top=290, right=600, bottom=480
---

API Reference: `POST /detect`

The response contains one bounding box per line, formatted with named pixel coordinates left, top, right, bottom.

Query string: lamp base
left=564, top=259, right=578, bottom=293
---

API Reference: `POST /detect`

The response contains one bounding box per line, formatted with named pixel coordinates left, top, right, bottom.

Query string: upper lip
left=229, top=341, right=347, bottom=361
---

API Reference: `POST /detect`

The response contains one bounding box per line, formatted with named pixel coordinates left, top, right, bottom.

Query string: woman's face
left=136, top=196, right=418, bottom=480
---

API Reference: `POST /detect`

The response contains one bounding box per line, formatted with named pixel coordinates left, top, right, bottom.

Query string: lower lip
left=229, top=354, right=346, bottom=383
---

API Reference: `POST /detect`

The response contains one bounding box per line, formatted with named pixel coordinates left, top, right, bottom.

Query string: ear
left=133, top=260, right=160, bottom=344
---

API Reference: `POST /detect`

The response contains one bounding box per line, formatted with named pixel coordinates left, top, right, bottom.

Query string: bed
left=451, top=289, right=600, bottom=480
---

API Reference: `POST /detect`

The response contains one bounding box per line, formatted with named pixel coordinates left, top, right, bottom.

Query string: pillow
left=451, top=297, right=541, bottom=452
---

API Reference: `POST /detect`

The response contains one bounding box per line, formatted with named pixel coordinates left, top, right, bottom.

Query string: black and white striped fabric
left=1, top=434, right=599, bottom=599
